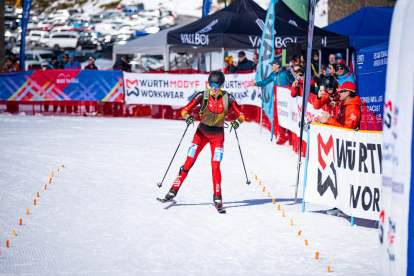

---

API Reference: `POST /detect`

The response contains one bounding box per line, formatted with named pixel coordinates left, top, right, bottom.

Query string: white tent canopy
left=112, top=25, right=184, bottom=71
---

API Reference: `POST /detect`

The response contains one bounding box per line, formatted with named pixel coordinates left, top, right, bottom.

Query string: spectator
left=223, top=56, right=232, bottom=73
left=290, top=66, right=316, bottom=97
left=58, top=54, right=69, bottom=69
left=46, top=56, right=58, bottom=70
left=311, top=51, right=319, bottom=77
left=320, top=63, right=338, bottom=79
left=292, top=64, right=317, bottom=94
left=253, top=58, right=292, bottom=146
left=324, top=54, right=336, bottom=75
left=316, top=81, right=362, bottom=130
left=64, top=53, right=81, bottom=69
left=336, top=62, right=354, bottom=85
left=2, top=58, right=17, bottom=73
left=313, top=75, right=340, bottom=117
left=335, top=53, right=343, bottom=64
left=229, top=51, right=254, bottom=73
left=84, top=57, right=98, bottom=70
left=113, top=55, right=131, bottom=71
left=252, top=53, right=259, bottom=70
left=252, top=59, right=291, bottom=87
left=9, top=53, right=20, bottom=71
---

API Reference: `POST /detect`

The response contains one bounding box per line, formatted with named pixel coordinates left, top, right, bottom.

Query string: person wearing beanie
left=336, top=61, right=354, bottom=85
left=64, top=53, right=81, bottom=69
left=84, top=56, right=98, bottom=70
left=224, top=56, right=233, bottom=73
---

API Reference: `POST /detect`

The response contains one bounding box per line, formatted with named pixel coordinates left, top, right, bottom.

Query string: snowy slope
left=0, top=116, right=378, bottom=275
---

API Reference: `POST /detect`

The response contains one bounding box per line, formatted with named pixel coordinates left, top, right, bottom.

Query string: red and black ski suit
left=169, top=90, right=245, bottom=198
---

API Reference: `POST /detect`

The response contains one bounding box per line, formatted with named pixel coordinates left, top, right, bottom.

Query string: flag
left=19, top=0, right=32, bottom=71
left=255, top=0, right=278, bottom=140
left=301, top=0, right=316, bottom=119
left=202, top=0, right=213, bottom=18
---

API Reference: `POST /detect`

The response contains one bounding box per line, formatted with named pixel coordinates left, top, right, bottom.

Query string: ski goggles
left=209, top=82, right=222, bottom=88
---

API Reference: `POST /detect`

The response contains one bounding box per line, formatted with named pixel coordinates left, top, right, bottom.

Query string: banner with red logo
left=304, top=123, right=382, bottom=220
left=276, top=87, right=323, bottom=139
left=124, top=72, right=261, bottom=107
left=0, top=70, right=123, bottom=102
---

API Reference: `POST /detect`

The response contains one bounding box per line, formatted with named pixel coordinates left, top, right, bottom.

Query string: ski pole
left=231, top=127, right=251, bottom=185
left=157, top=124, right=190, bottom=188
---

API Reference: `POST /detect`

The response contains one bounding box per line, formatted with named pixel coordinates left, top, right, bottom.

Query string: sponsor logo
left=56, top=73, right=79, bottom=84
left=180, top=19, right=217, bottom=45
left=187, top=144, right=198, bottom=158
left=126, top=79, right=139, bottom=89
left=357, top=55, right=364, bottom=65
left=317, top=134, right=338, bottom=198
left=196, top=19, right=218, bottom=34
left=350, top=113, right=357, bottom=121
left=289, top=20, right=297, bottom=27
left=215, top=183, right=220, bottom=193
left=173, top=177, right=181, bottom=187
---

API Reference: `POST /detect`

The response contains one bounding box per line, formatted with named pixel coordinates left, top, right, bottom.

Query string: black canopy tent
left=166, top=0, right=349, bottom=70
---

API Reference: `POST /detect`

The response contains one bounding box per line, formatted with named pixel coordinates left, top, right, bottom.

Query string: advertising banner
left=0, top=70, right=124, bottom=102
left=304, top=123, right=382, bottom=220
left=124, top=72, right=261, bottom=107
left=276, top=88, right=323, bottom=138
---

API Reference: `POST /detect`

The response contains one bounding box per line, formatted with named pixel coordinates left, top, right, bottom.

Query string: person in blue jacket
left=64, top=53, right=81, bottom=70
left=252, top=59, right=292, bottom=87
left=336, top=62, right=354, bottom=85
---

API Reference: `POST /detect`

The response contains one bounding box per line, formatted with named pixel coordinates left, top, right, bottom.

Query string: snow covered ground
left=0, top=116, right=378, bottom=275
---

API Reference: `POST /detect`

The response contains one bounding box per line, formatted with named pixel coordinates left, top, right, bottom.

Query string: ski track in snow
left=0, top=116, right=378, bottom=275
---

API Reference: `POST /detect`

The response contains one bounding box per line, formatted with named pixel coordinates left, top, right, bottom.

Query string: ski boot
left=157, top=189, right=177, bottom=203
left=214, top=195, right=226, bottom=214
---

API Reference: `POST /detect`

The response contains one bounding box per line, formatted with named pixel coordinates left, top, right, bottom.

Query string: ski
left=156, top=198, right=176, bottom=203
left=216, top=207, right=226, bottom=214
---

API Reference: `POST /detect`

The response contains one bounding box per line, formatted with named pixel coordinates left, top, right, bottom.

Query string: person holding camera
left=313, top=75, right=340, bottom=117
left=316, top=81, right=362, bottom=130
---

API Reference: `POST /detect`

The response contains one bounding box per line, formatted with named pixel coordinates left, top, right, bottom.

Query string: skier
left=160, top=71, right=246, bottom=213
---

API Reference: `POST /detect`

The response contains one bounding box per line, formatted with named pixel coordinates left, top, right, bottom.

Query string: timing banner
left=304, top=123, right=382, bottom=220
left=124, top=72, right=262, bottom=107
left=276, top=88, right=323, bottom=138
left=0, top=70, right=124, bottom=102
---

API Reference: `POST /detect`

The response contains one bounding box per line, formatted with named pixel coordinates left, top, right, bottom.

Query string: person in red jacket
left=316, top=81, right=363, bottom=129
left=161, top=71, right=245, bottom=212
left=289, top=67, right=316, bottom=98
left=313, top=75, right=340, bottom=117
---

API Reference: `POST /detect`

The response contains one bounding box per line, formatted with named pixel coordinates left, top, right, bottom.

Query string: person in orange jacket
left=316, top=81, right=363, bottom=129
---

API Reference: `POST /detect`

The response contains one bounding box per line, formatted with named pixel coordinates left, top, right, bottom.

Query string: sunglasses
left=296, top=74, right=304, bottom=77
left=338, top=90, right=351, bottom=93
left=209, top=83, right=221, bottom=88
left=337, top=68, right=345, bottom=71
left=335, top=57, right=341, bottom=60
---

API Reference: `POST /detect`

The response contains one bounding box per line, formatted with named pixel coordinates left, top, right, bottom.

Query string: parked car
left=47, top=32, right=80, bottom=49
left=49, top=10, right=70, bottom=19
left=27, top=30, right=49, bottom=46
left=139, top=9, right=161, bottom=17
left=24, top=50, right=54, bottom=70
left=91, top=13, right=110, bottom=23
left=159, top=11, right=176, bottom=27
left=58, top=51, right=103, bottom=63
left=76, top=34, right=105, bottom=51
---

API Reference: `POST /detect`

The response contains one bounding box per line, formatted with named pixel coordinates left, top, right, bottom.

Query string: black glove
left=230, top=119, right=241, bottom=130
left=185, top=115, right=195, bottom=125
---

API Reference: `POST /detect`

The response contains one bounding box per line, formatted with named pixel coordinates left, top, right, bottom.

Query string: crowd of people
left=247, top=51, right=359, bottom=158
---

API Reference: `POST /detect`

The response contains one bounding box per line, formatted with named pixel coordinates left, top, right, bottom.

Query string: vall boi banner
left=304, top=123, right=382, bottom=221
left=124, top=72, right=262, bottom=107
left=255, top=0, right=277, bottom=139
